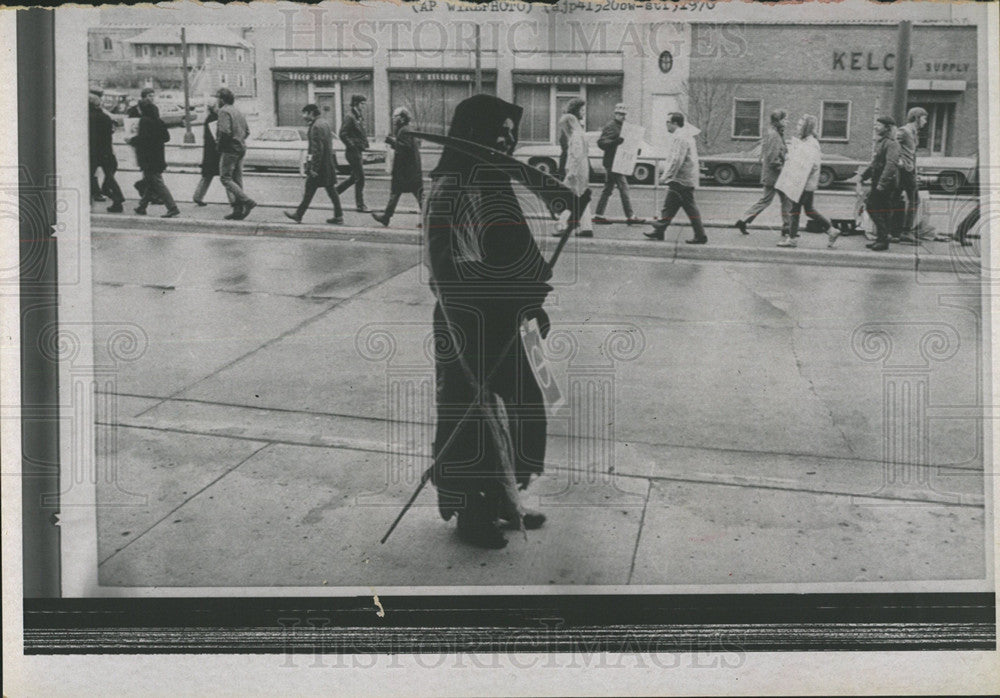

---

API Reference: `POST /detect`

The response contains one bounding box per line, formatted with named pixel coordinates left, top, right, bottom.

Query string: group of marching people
left=730, top=107, right=929, bottom=252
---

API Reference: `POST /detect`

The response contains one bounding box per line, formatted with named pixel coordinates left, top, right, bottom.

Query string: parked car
left=515, top=131, right=661, bottom=184
left=158, top=103, right=195, bottom=128
left=699, top=144, right=864, bottom=188
left=916, top=155, right=978, bottom=194
left=243, top=126, right=386, bottom=173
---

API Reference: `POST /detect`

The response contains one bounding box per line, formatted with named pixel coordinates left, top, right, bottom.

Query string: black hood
left=431, top=94, right=522, bottom=181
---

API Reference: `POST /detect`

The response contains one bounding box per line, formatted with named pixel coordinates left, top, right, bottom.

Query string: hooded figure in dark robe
left=423, top=94, right=553, bottom=550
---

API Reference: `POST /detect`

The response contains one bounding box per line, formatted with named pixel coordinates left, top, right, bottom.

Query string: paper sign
left=520, top=319, right=564, bottom=417
left=123, top=117, right=140, bottom=141
left=774, top=140, right=815, bottom=203
left=611, top=121, right=644, bottom=176
left=208, top=119, right=219, bottom=142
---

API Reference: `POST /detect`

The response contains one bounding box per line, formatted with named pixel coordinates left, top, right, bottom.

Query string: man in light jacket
left=644, top=113, right=707, bottom=244
left=734, top=109, right=791, bottom=238
left=216, top=87, right=257, bottom=220
left=895, top=107, right=927, bottom=242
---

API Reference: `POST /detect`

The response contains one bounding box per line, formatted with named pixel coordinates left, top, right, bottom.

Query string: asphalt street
left=90, top=223, right=986, bottom=588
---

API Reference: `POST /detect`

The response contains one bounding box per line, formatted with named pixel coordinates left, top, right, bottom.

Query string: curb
left=91, top=214, right=979, bottom=274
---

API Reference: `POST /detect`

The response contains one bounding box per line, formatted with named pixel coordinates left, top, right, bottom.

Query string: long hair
left=770, top=109, right=787, bottom=134
left=798, top=114, right=817, bottom=140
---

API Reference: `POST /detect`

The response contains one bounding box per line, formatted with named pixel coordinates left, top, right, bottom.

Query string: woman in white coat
left=779, top=114, right=835, bottom=248
left=555, top=98, right=594, bottom=238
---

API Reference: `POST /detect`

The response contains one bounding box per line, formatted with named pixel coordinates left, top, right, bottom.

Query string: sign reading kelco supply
left=831, top=52, right=971, bottom=74
left=272, top=69, right=371, bottom=82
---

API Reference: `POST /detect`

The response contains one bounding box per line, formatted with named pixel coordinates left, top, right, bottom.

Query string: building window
left=102, top=37, right=112, bottom=52
left=390, top=76, right=493, bottom=137
left=820, top=101, right=851, bottom=141
left=514, top=84, right=550, bottom=143
left=512, top=80, right=622, bottom=143
left=218, top=47, right=226, bottom=61
left=732, top=99, right=762, bottom=139
left=906, top=101, right=954, bottom=156
left=237, top=74, right=245, bottom=88
left=237, top=49, right=245, bottom=63
left=155, top=46, right=164, bottom=57
left=167, top=46, right=175, bottom=56
left=220, top=73, right=227, bottom=85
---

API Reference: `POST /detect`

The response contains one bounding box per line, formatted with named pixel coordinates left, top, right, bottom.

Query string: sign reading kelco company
left=831, top=52, right=971, bottom=74
left=272, top=69, right=371, bottom=82
left=512, top=71, right=622, bottom=86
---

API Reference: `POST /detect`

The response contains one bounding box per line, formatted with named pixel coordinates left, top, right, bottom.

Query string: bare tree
left=684, top=78, right=735, bottom=155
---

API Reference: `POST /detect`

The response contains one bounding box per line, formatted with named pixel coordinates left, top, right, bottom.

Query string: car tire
left=631, top=163, right=654, bottom=185
left=937, top=171, right=965, bottom=194
left=529, top=157, right=558, bottom=176
left=713, top=164, right=737, bottom=186
left=818, top=167, right=835, bottom=189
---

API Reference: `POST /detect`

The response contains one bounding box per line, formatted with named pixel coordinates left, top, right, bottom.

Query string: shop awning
left=271, top=68, right=372, bottom=82
left=908, top=79, right=966, bottom=92
left=513, top=71, right=622, bottom=86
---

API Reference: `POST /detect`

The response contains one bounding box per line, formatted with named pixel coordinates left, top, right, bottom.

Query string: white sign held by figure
left=123, top=117, right=140, bottom=141
left=775, top=140, right=816, bottom=204
left=612, top=122, right=644, bottom=176
left=207, top=118, right=219, bottom=142
left=520, top=319, right=564, bottom=417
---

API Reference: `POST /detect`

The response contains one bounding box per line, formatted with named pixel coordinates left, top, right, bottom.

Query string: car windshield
left=257, top=129, right=284, bottom=141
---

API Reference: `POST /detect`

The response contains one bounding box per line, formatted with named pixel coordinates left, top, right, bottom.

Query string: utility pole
left=474, top=24, right=482, bottom=93
left=891, top=20, right=912, bottom=126
left=181, top=27, right=195, bottom=144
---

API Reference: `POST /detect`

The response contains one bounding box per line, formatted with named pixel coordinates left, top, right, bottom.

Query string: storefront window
left=389, top=77, right=496, bottom=136
left=515, top=84, right=550, bottom=142
left=276, top=81, right=309, bottom=127
left=732, top=99, right=761, bottom=139
left=820, top=101, right=850, bottom=141
left=584, top=85, right=620, bottom=133
left=906, top=101, right=954, bottom=156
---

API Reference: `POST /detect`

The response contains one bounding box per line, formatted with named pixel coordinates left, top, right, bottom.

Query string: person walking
left=554, top=98, right=594, bottom=238
left=89, top=91, right=125, bottom=213
left=126, top=88, right=163, bottom=206
left=372, top=107, right=422, bottom=227
left=643, top=113, right=706, bottom=244
left=895, top=107, right=928, bottom=243
left=777, top=114, right=834, bottom=248
left=556, top=108, right=575, bottom=180
left=424, top=95, right=552, bottom=550
left=283, top=104, right=344, bottom=225
left=335, top=94, right=370, bottom=212
left=860, top=116, right=901, bottom=252
left=734, top=109, right=791, bottom=238
left=215, top=87, right=256, bottom=220
left=129, top=100, right=179, bottom=218
left=191, top=103, right=235, bottom=209
left=592, top=103, right=642, bottom=226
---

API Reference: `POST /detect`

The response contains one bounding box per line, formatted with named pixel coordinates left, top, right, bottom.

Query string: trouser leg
left=614, top=173, right=634, bottom=218
left=294, top=177, right=320, bottom=219
left=323, top=184, right=343, bottom=218
left=899, top=169, right=918, bottom=235
left=147, top=173, right=177, bottom=211
left=868, top=190, right=893, bottom=245
left=102, top=164, right=124, bottom=204
left=801, top=191, right=831, bottom=232
left=679, top=186, right=707, bottom=240
left=652, top=183, right=684, bottom=233
left=193, top=176, right=210, bottom=203
left=383, top=190, right=402, bottom=219
left=220, top=153, right=251, bottom=205
left=788, top=201, right=803, bottom=238
left=741, top=185, right=777, bottom=224
left=778, top=189, right=792, bottom=236
left=595, top=176, right=616, bottom=215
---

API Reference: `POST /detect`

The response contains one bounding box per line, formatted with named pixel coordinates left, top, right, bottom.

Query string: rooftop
left=123, top=26, right=252, bottom=49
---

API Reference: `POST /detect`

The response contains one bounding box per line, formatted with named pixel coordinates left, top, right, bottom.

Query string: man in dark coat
left=192, top=103, right=234, bottom=208
left=284, top=104, right=344, bottom=224
left=861, top=116, right=901, bottom=252
left=734, top=109, right=791, bottom=237
left=593, top=103, right=641, bottom=225
left=335, top=94, right=370, bottom=211
left=129, top=100, right=179, bottom=218
left=372, top=107, right=422, bottom=227
left=424, top=94, right=552, bottom=550
left=89, top=92, right=125, bottom=212
left=128, top=88, right=164, bottom=206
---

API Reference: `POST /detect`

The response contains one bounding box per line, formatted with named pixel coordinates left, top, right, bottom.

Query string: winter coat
left=760, top=125, right=787, bottom=187
left=217, top=103, right=249, bottom=156
left=387, top=123, right=422, bottom=194
left=199, top=112, right=221, bottom=178
left=89, top=104, right=117, bottom=169
left=597, top=118, right=625, bottom=172
left=863, top=133, right=901, bottom=192
left=131, top=112, right=170, bottom=174
left=304, top=117, right=338, bottom=187
left=562, top=114, right=590, bottom=195
left=339, top=107, right=369, bottom=153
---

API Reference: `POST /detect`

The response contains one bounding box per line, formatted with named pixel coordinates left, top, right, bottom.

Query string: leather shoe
left=106, top=203, right=123, bottom=213
left=869, top=242, right=889, bottom=251
left=133, top=206, right=147, bottom=216
left=224, top=207, right=242, bottom=220
left=501, top=510, right=546, bottom=531
left=326, top=216, right=344, bottom=225
left=593, top=215, right=612, bottom=225
left=161, top=208, right=180, bottom=219
left=193, top=200, right=208, bottom=207
left=371, top=212, right=389, bottom=227
left=685, top=237, right=707, bottom=245
left=735, top=219, right=748, bottom=235
left=236, top=201, right=257, bottom=220
left=643, top=229, right=665, bottom=241
left=283, top=211, right=301, bottom=224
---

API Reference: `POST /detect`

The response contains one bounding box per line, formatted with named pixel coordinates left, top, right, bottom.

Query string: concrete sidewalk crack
left=626, top=480, right=652, bottom=585
left=98, top=441, right=272, bottom=567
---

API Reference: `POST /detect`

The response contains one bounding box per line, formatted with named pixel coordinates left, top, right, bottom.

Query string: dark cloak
left=423, top=94, right=553, bottom=524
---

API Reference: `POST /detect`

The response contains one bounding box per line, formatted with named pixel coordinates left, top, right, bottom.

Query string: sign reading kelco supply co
left=272, top=69, right=371, bottom=82
left=831, top=51, right=971, bottom=74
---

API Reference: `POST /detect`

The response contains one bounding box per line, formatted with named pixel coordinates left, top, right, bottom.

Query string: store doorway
left=907, top=101, right=955, bottom=156
left=313, top=86, right=341, bottom=133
